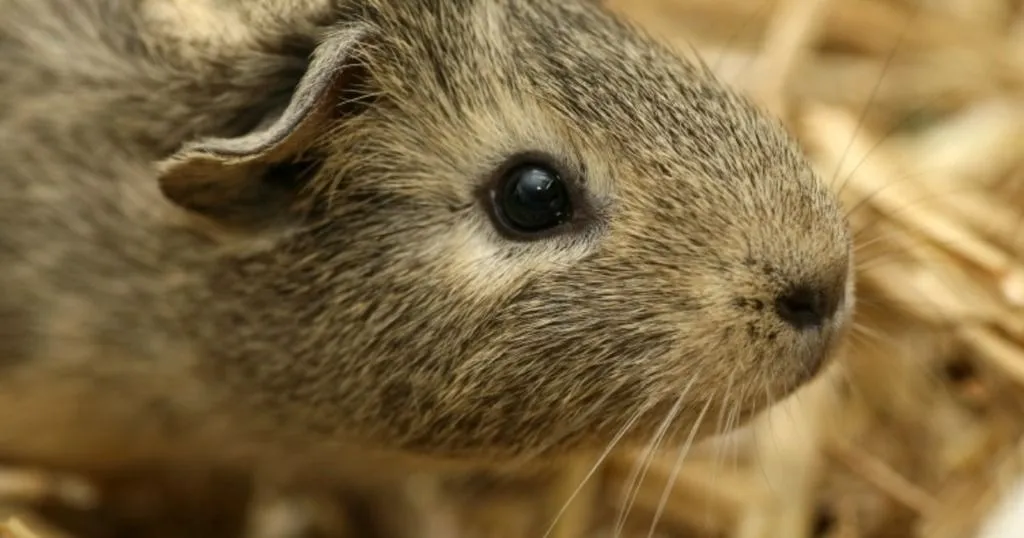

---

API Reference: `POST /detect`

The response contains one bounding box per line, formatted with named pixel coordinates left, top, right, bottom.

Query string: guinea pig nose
left=774, top=284, right=840, bottom=330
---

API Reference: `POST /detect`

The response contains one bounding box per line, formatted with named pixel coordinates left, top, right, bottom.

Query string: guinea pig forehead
left=502, top=3, right=764, bottom=149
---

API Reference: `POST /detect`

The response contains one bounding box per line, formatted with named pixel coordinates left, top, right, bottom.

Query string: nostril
left=775, top=285, right=837, bottom=330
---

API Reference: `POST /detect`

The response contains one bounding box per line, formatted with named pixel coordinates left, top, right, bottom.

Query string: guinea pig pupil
left=496, top=164, right=572, bottom=235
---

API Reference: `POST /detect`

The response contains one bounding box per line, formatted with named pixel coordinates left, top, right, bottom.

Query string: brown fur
left=0, top=0, right=852, bottom=498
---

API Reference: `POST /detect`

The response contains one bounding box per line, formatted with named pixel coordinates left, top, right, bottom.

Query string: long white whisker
left=711, top=372, right=736, bottom=474
left=645, top=398, right=713, bottom=538
left=611, top=378, right=695, bottom=538
left=540, top=402, right=649, bottom=538
left=830, top=3, right=922, bottom=198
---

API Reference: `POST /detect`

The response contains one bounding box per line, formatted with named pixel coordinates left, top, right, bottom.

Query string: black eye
left=493, top=163, right=573, bottom=236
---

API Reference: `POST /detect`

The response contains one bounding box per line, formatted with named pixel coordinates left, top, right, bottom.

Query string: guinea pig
left=0, top=0, right=853, bottom=486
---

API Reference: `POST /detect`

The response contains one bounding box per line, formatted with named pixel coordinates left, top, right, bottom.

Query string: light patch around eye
left=390, top=52, right=613, bottom=301
left=425, top=218, right=593, bottom=303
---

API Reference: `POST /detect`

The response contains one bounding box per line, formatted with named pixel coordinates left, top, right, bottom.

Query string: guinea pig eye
left=491, top=162, right=573, bottom=237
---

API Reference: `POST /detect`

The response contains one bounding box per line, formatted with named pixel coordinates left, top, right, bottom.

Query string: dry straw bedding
left=3, top=0, right=1024, bottom=537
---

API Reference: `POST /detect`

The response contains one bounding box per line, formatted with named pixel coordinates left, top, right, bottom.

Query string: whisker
left=850, top=321, right=890, bottom=344
left=711, top=1, right=774, bottom=78
left=848, top=184, right=1000, bottom=255
left=845, top=169, right=988, bottom=229
left=711, top=372, right=737, bottom=475
left=753, top=387, right=774, bottom=488
left=533, top=377, right=640, bottom=460
left=611, top=381, right=693, bottom=538
left=540, top=401, right=650, bottom=538
left=830, top=3, right=923, bottom=199
left=644, top=399, right=714, bottom=538
left=725, top=399, right=742, bottom=477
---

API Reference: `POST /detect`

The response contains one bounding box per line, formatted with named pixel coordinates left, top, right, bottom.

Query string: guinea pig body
left=0, top=0, right=853, bottom=480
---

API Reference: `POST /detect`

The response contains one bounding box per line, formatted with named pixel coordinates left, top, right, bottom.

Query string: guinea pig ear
left=156, top=26, right=368, bottom=230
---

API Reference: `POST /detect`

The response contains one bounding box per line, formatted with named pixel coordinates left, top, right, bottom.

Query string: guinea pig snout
left=773, top=281, right=843, bottom=331
left=769, top=262, right=851, bottom=376
left=769, top=248, right=851, bottom=331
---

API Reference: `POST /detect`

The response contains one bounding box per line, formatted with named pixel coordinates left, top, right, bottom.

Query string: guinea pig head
left=159, top=0, right=853, bottom=462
